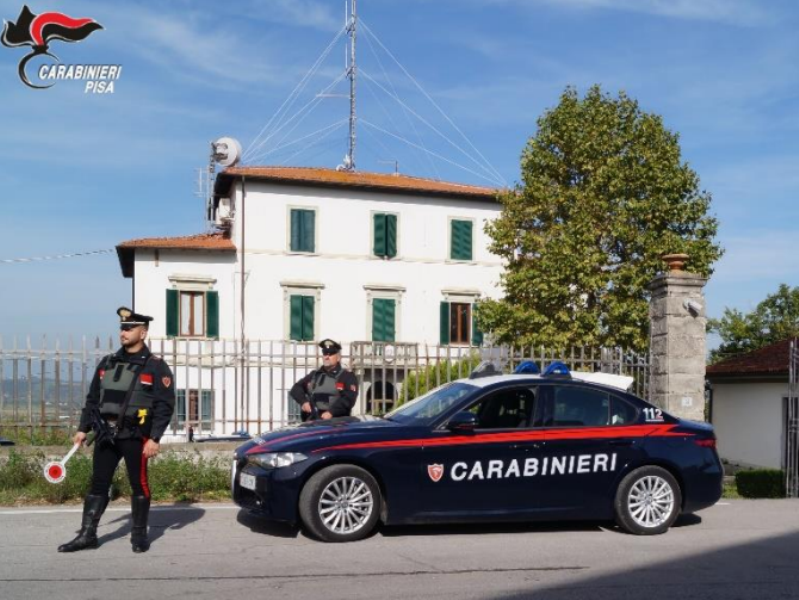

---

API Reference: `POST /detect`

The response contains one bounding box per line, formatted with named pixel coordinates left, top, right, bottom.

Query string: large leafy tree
left=479, top=86, right=722, bottom=352
left=709, top=284, right=799, bottom=363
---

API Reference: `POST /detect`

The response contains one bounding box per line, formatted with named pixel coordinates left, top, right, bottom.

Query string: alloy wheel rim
left=318, top=476, right=374, bottom=535
left=627, top=475, right=675, bottom=528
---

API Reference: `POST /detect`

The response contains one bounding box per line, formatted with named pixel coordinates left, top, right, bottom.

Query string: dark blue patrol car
left=232, top=363, right=723, bottom=542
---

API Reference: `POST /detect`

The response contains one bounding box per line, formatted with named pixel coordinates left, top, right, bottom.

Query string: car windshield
left=385, top=382, right=477, bottom=425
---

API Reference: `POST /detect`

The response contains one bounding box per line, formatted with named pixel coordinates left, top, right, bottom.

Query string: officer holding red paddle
left=58, top=307, right=175, bottom=554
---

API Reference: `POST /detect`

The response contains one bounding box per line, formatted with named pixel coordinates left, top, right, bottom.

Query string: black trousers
left=90, top=437, right=151, bottom=499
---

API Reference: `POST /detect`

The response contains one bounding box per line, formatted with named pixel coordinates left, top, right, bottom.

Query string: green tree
left=478, top=85, right=722, bottom=352
left=709, top=284, right=799, bottom=363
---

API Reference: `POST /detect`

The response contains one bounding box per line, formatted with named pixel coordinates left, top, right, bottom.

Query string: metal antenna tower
left=344, top=0, right=357, bottom=171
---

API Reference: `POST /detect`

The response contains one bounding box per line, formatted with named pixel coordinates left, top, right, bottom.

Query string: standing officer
left=290, top=339, right=358, bottom=420
left=58, top=307, right=175, bottom=554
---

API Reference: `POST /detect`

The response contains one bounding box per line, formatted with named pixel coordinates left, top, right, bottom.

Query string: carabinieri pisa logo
left=1, top=4, right=120, bottom=93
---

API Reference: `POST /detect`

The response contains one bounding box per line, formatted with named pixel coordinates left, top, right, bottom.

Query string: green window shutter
left=166, top=289, right=179, bottom=338
left=451, top=220, right=473, bottom=261
left=471, top=308, right=484, bottom=346
left=373, top=298, right=396, bottom=342
left=290, top=210, right=301, bottom=251
left=290, top=209, right=315, bottom=252
left=290, top=295, right=303, bottom=340
left=386, top=214, right=397, bottom=258
left=302, top=295, right=315, bottom=341
left=373, top=213, right=386, bottom=257
left=373, top=214, right=397, bottom=258
left=206, top=291, right=219, bottom=340
left=290, top=295, right=315, bottom=341
left=440, top=301, right=450, bottom=345
left=303, top=210, right=315, bottom=253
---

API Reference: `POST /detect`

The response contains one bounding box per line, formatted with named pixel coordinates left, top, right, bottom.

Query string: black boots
left=130, top=495, right=151, bottom=553
left=58, top=494, right=107, bottom=552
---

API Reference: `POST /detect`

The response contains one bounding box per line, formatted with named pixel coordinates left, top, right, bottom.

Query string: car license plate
left=240, top=472, right=257, bottom=491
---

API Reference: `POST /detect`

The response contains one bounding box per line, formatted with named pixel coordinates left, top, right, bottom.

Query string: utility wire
left=361, top=20, right=507, bottom=186
left=361, top=26, right=441, bottom=181
left=243, top=25, right=347, bottom=161
left=361, top=120, right=502, bottom=187
left=362, top=70, right=504, bottom=186
left=1, top=249, right=115, bottom=265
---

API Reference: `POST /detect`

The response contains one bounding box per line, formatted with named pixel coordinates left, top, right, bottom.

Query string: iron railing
left=0, top=335, right=650, bottom=442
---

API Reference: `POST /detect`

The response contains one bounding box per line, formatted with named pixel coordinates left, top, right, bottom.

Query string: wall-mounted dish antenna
left=202, top=137, right=242, bottom=228
left=213, top=137, right=242, bottom=168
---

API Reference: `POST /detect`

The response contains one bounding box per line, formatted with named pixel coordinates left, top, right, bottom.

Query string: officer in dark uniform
left=290, top=339, right=358, bottom=420
left=58, top=307, right=175, bottom=554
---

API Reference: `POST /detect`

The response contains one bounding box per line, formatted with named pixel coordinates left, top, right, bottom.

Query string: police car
left=232, top=362, right=723, bottom=542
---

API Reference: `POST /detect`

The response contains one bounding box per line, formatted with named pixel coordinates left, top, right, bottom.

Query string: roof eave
left=213, top=170, right=499, bottom=207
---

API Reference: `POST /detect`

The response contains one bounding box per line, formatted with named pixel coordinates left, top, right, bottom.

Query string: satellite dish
left=213, top=137, right=242, bottom=168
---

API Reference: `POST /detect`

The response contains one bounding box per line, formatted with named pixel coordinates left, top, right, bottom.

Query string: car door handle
left=511, top=442, right=544, bottom=450
left=609, top=440, right=634, bottom=447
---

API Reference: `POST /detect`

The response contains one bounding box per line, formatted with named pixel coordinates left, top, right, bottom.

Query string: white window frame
left=442, top=289, right=481, bottom=346
left=169, top=275, right=217, bottom=340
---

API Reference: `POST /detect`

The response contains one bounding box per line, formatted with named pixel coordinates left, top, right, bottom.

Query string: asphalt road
left=1, top=500, right=797, bottom=600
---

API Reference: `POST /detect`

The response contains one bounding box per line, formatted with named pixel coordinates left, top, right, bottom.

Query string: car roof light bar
left=543, top=361, right=571, bottom=377
left=469, top=360, right=502, bottom=379
left=514, top=361, right=540, bottom=375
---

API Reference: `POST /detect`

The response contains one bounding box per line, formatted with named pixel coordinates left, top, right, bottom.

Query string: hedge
left=735, top=469, right=786, bottom=498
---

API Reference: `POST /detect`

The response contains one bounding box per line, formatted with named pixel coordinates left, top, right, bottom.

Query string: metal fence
left=787, top=339, right=799, bottom=498
left=0, top=335, right=650, bottom=442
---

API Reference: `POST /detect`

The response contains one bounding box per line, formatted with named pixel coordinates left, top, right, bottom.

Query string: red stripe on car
left=313, top=424, right=687, bottom=453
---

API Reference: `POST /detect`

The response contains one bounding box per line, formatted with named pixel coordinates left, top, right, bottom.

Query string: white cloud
left=481, top=0, right=774, bottom=25
left=711, top=231, right=799, bottom=284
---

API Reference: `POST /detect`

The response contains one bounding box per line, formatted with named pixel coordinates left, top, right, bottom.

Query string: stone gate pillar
left=648, top=254, right=708, bottom=421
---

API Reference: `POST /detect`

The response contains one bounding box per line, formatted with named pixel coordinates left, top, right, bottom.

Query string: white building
left=116, top=167, right=503, bottom=437
left=707, top=338, right=795, bottom=470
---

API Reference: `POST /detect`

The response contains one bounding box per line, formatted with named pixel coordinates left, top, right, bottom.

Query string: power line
left=0, top=249, right=115, bottom=265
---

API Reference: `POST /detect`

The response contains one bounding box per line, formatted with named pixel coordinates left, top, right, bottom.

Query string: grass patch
left=0, top=448, right=231, bottom=505
left=0, top=426, right=74, bottom=446
left=722, top=479, right=740, bottom=500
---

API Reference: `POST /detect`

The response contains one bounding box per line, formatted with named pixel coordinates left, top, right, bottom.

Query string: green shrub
left=400, top=353, right=482, bottom=405
left=0, top=449, right=231, bottom=504
left=735, top=469, right=786, bottom=498
left=0, top=449, right=38, bottom=490
left=0, top=426, right=74, bottom=446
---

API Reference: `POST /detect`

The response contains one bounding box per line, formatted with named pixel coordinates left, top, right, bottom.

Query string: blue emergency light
left=543, top=361, right=571, bottom=377
left=513, top=361, right=540, bottom=374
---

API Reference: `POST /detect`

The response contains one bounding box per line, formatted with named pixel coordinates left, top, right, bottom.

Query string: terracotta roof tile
left=217, top=166, right=500, bottom=200
left=116, top=233, right=235, bottom=278
left=706, top=338, right=793, bottom=377
left=117, top=233, right=236, bottom=251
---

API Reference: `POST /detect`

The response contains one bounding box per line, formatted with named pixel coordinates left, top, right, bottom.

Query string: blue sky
left=1, top=0, right=797, bottom=344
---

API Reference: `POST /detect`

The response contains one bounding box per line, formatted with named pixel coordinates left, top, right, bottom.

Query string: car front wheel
left=299, top=465, right=381, bottom=542
left=614, top=466, right=681, bottom=535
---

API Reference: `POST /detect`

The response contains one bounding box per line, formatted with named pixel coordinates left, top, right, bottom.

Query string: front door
left=416, top=385, right=538, bottom=520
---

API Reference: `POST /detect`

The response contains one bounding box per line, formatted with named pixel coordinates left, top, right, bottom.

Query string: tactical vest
left=308, top=369, right=347, bottom=412
left=98, top=358, right=155, bottom=419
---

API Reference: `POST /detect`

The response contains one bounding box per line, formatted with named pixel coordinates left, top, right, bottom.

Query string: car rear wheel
left=299, top=465, right=381, bottom=542
left=614, top=466, right=681, bottom=535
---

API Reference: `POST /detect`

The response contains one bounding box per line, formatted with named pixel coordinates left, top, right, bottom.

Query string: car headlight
left=248, top=452, right=309, bottom=470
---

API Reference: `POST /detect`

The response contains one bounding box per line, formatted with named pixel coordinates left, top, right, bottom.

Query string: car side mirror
left=447, top=411, right=479, bottom=433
